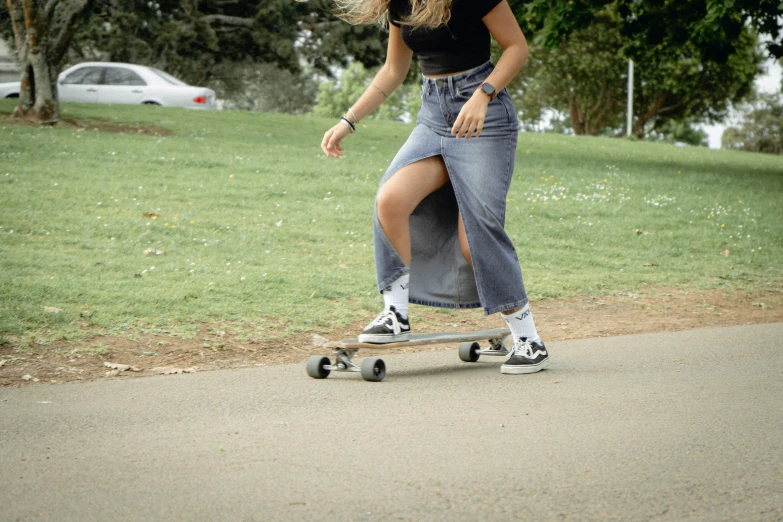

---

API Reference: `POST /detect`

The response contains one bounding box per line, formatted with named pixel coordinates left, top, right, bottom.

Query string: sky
left=702, top=58, right=782, bottom=149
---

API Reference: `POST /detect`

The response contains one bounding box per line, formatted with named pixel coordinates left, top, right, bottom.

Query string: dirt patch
left=2, top=287, right=781, bottom=386
left=0, top=114, right=173, bottom=136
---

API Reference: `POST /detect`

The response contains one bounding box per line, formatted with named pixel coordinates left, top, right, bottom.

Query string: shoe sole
left=357, top=332, right=411, bottom=344
left=501, top=358, right=549, bottom=374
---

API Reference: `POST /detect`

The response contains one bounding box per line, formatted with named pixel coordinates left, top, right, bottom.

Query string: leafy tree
left=214, top=62, right=318, bottom=114
left=63, top=0, right=389, bottom=109
left=314, top=61, right=418, bottom=122
left=509, top=2, right=762, bottom=137
left=70, top=0, right=392, bottom=83
left=648, top=118, right=709, bottom=147
left=722, top=93, right=783, bottom=154
left=515, top=0, right=783, bottom=60
left=70, top=1, right=302, bottom=89
left=629, top=24, right=760, bottom=136
left=514, top=12, right=627, bottom=136
left=294, top=0, right=388, bottom=75
left=4, top=0, right=94, bottom=122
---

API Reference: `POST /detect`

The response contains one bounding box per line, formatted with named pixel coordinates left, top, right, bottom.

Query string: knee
left=376, top=186, right=410, bottom=221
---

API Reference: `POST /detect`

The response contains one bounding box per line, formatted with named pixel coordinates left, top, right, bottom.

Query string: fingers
left=321, top=127, right=346, bottom=158
left=451, top=116, right=482, bottom=140
left=451, top=103, right=487, bottom=140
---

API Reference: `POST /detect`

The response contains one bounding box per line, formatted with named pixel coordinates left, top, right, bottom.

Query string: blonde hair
left=334, top=0, right=453, bottom=30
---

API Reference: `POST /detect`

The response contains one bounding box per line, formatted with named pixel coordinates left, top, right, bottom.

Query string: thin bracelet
left=346, top=107, right=358, bottom=124
left=371, top=82, right=389, bottom=99
left=339, top=117, right=355, bottom=133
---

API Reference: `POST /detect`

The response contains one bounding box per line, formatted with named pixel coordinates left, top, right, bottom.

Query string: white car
left=0, top=62, right=215, bottom=109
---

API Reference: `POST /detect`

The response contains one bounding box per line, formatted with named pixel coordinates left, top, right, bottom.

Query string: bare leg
left=378, top=157, right=517, bottom=311
left=376, top=156, right=450, bottom=266
left=457, top=212, right=471, bottom=267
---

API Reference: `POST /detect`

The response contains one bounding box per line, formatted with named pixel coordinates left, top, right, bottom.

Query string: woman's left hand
left=451, top=91, right=490, bottom=139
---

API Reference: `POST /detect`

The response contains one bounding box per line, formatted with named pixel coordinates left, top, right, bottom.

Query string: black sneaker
left=357, top=306, right=411, bottom=344
left=501, top=338, right=548, bottom=374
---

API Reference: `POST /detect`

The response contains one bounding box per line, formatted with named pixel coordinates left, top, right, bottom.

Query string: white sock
left=382, top=273, right=409, bottom=319
left=501, top=304, right=540, bottom=344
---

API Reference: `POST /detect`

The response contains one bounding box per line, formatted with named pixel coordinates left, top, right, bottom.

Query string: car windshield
left=148, top=68, right=188, bottom=86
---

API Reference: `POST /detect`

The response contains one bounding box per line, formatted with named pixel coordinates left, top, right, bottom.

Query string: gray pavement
left=1, top=323, right=782, bottom=522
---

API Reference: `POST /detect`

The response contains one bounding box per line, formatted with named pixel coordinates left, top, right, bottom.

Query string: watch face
left=481, top=82, right=496, bottom=96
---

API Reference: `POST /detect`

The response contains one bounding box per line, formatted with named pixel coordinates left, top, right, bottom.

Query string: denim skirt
left=374, top=61, right=528, bottom=315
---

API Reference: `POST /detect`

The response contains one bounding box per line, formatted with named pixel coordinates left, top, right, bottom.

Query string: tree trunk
left=569, top=96, right=586, bottom=135
left=7, top=0, right=93, bottom=123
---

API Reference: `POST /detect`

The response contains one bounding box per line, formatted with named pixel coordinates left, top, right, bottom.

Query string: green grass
left=1, top=100, right=782, bottom=348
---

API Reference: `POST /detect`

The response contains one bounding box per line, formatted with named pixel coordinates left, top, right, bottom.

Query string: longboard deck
left=327, top=328, right=511, bottom=350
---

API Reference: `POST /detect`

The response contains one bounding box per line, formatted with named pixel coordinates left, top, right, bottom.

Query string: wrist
left=472, top=90, right=492, bottom=103
left=346, top=107, right=359, bottom=125
left=338, top=117, right=355, bottom=133
left=478, top=81, right=497, bottom=101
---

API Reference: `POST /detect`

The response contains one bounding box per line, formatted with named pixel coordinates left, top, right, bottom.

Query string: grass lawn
left=1, top=100, right=782, bottom=351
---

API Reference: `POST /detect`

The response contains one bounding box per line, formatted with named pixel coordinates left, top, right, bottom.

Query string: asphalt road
left=2, top=323, right=782, bottom=522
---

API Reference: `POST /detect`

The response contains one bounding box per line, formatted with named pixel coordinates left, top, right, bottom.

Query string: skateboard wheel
left=306, top=356, right=331, bottom=379
left=458, top=342, right=480, bottom=362
left=361, top=358, right=386, bottom=382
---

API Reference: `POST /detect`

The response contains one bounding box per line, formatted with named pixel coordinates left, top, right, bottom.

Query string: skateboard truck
left=461, top=339, right=509, bottom=361
left=325, top=349, right=359, bottom=373
left=306, top=328, right=511, bottom=382
left=308, top=348, right=386, bottom=382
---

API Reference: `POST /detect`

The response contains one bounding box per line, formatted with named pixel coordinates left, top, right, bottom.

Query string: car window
left=103, top=67, right=147, bottom=86
left=62, top=67, right=103, bottom=85
left=149, top=68, right=188, bottom=86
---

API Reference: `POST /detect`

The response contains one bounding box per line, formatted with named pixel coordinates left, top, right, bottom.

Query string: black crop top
left=388, top=0, right=502, bottom=76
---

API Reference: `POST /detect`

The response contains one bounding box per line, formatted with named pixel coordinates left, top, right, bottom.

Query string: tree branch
left=202, top=14, right=253, bottom=27
left=633, top=96, right=665, bottom=136
left=656, top=100, right=686, bottom=115
left=590, top=96, right=615, bottom=135
left=588, top=82, right=607, bottom=117
left=43, top=0, right=57, bottom=25
left=21, top=0, right=40, bottom=52
left=213, top=27, right=248, bottom=33
left=298, top=20, right=343, bottom=31
left=51, top=0, right=92, bottom=64
left=6, top=0, right=26, bottom=61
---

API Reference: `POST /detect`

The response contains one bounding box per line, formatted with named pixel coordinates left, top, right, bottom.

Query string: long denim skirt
left=374, top=61, right=528, bottom=315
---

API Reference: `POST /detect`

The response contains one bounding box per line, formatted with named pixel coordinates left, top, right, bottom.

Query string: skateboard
left=306, top=328, right=511, bottom=382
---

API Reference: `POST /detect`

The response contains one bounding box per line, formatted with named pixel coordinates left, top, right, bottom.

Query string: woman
left=320, top=0, right=548, bottom=375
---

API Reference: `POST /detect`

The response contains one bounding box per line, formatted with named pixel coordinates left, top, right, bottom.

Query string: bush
left=314, top=62, right=419, bottom=122
left=211, top=62, right=318, bottom=114
left=722, top=93, right=783, bottom=155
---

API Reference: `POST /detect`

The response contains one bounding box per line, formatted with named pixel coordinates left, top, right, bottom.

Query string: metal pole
left=627, top=59, right=634, bottom=137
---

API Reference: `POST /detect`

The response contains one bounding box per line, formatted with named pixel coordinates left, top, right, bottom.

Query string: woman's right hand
left=321, top=122, right=353, bottom=158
